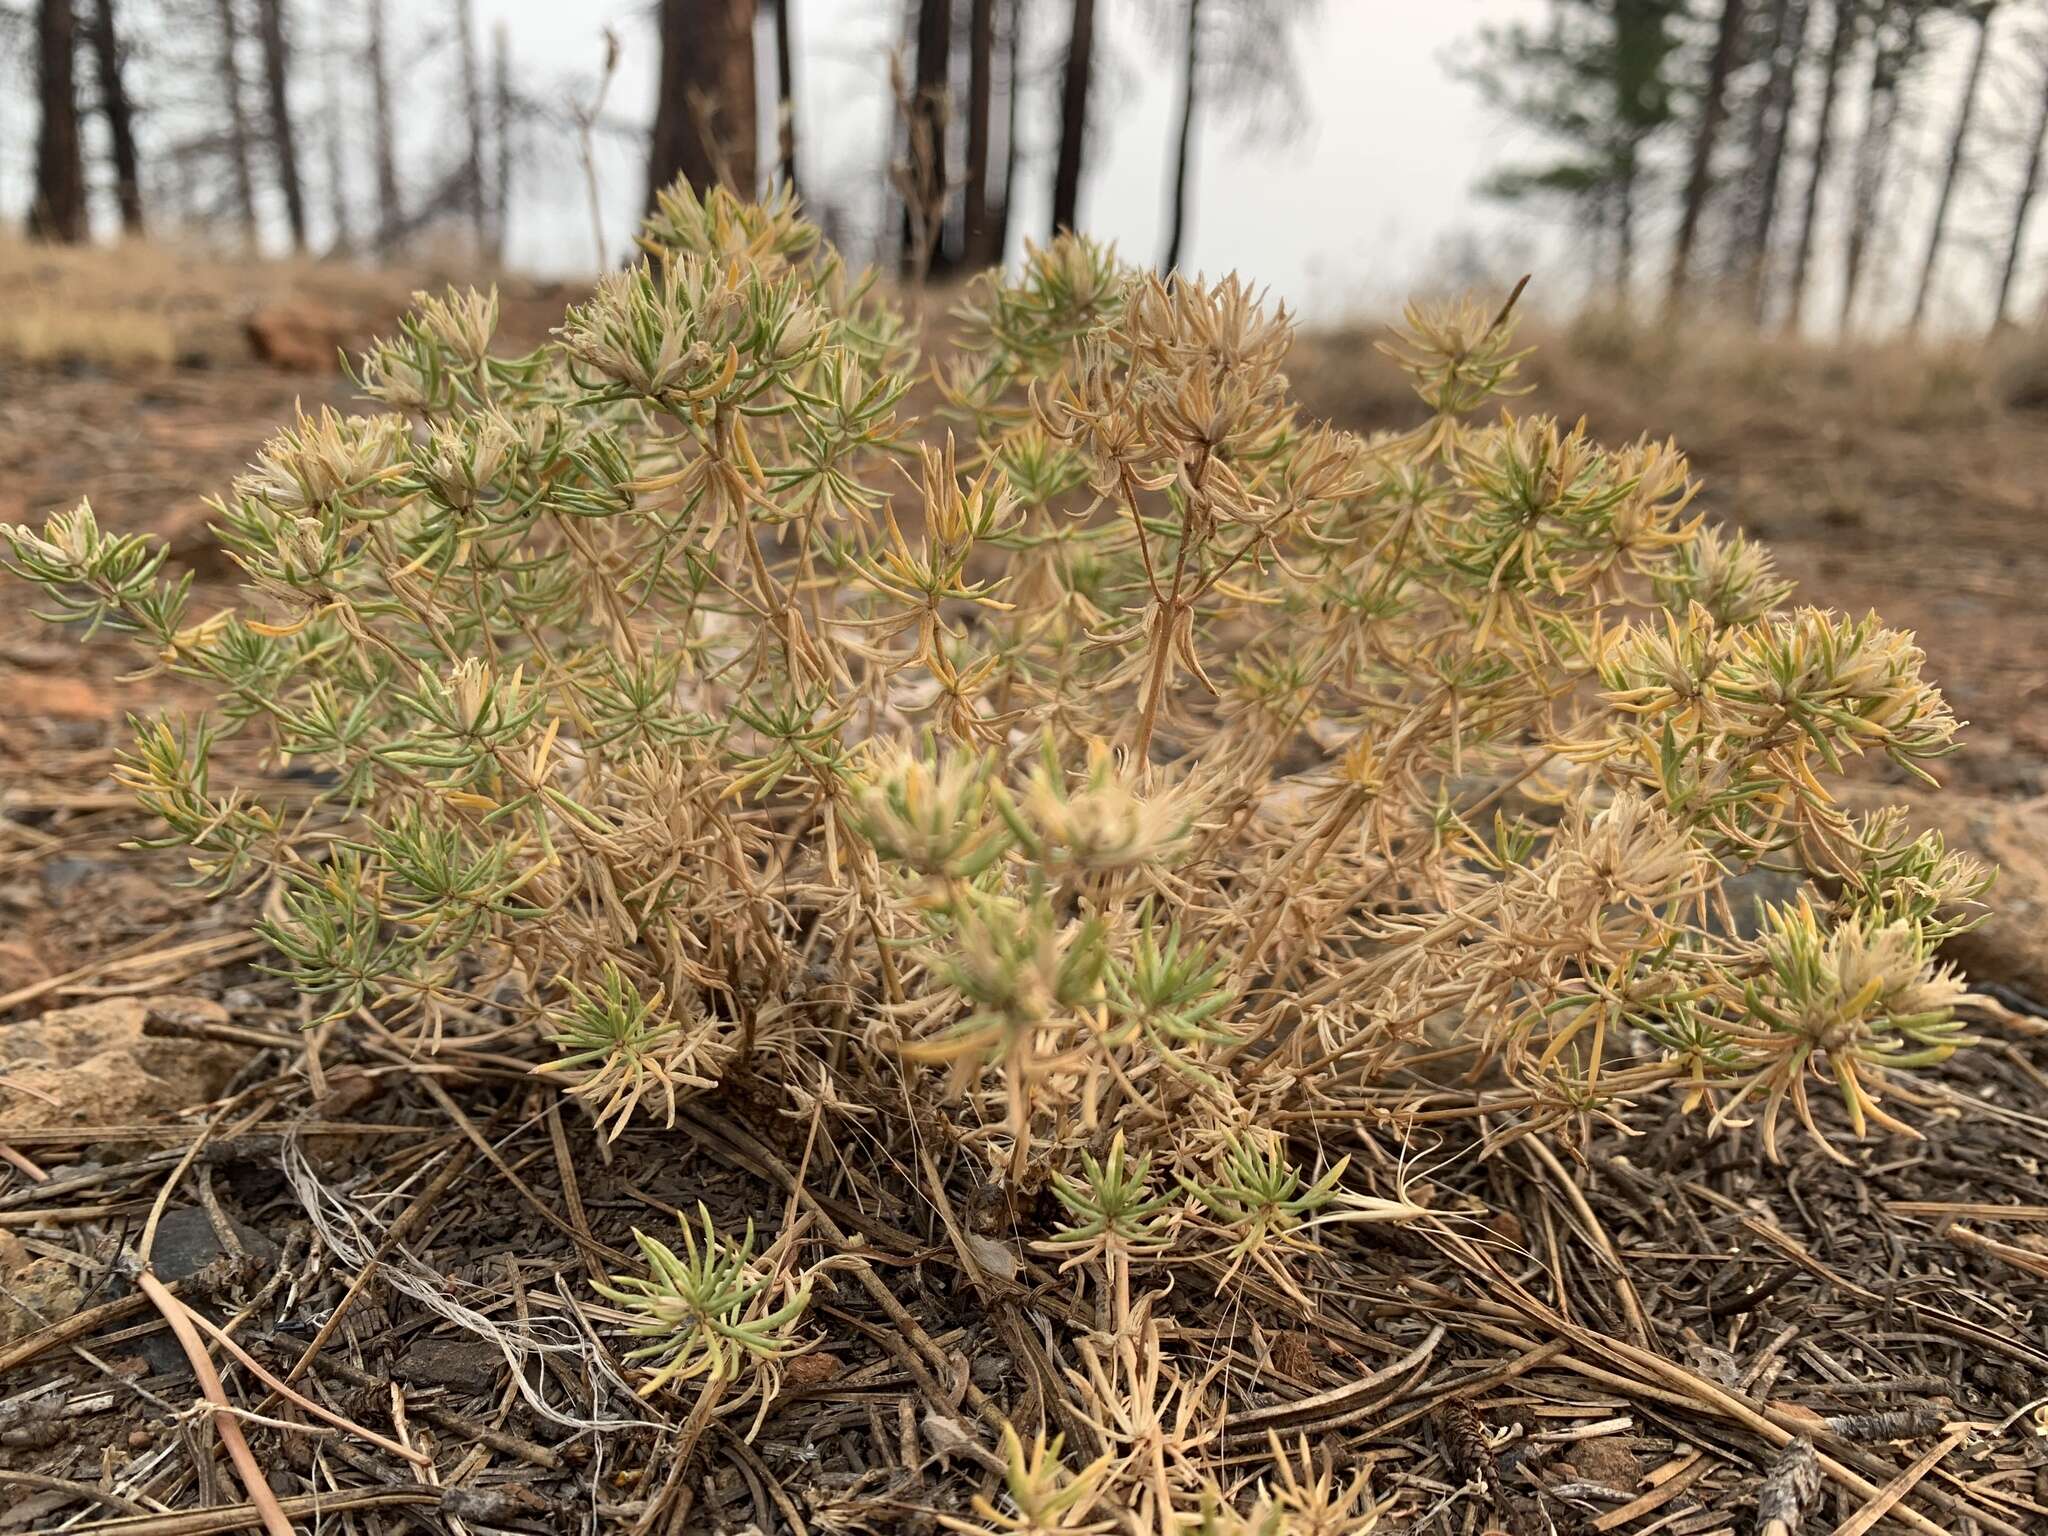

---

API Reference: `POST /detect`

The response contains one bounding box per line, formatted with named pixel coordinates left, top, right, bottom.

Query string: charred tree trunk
left=1741, top=0, right=1810, bottom=318
left=217, top=0, right=259, bottom=242
left=87, top=0, right=143, bottom=234
left=903, top=0, right=952, bottom=273
left=455, top=0, right=486, bottom=250
left=1993, top=37, right=2048, bottom=327
left=30, top=0, right=88, bottom=243
left=965, top=0, right=995, bottom=264
left=1841, top=1, right=1927, bottom=333
left=1909, top=2, right=1995, bottom=331
left=1617, top=147, right=1638, bottom=293
left=1783, top=0, right=1851, bottom=330
left=1161, top=0, right=1201, bottom=273
left=772, top=0, right=798, bottom=193
left=1052, top=0, right=1097, bottom=235
left=255, top=0, right=307, bottom=250
left=491, top=21, right=511, bottom=262
left=648, top=0, right=758, bottom=208
left=1734, top=0, right=1794, bottom=237
left=366, top=0, right=400, bottom=248
left=319, top=1, right=351, bottom=252
left=994, top=0, right=1021, bottom=258
left=1668, top=0, right=1747, bottom=306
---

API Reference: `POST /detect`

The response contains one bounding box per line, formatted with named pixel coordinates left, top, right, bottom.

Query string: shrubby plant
left=4, top=183, right=1994, bottom=1520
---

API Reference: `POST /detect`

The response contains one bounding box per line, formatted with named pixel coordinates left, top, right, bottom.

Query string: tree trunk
left=217, top=0, right=259, bottom=242
left=1161, top=0, right=1201, bottom=273
left=1668, top=0, right=1747, bottom=306
left=1783, top=0, right=1850, bottom=330
left=648, top=0, right=758, bottom=208
left=903, top=0, right=952, bottom=272
left=1616, top=145, right=1637, bottom=294
left=1733, top=0, right=1793, bottom=246
left=255, top=0, right=306, bottom=251
left=455, top=0, right=486, bottom=250
left=319, top=0, right=350, bottom=252
left=1840, top=0, right=1927, bottom=333
left=1742, top=0, right=1810, bottom=319
left=1993, top=35, right=2048, bottom=327
left=87, top=0, right=143, bottom=234
left=964, top=0, right=995, bottom=264
left=491, top=21, right=511, bottom=263
left=993, top=0, right=1021, bottom=258
left=30, top=0, right=88, bottom=243
left=773, top=0, right=798, bottom=193
left=1908, top=2, right=1994, bottom=332
left=1052, top=0, right=1097, bottom=235
left=367, top=0, right=400, bottom=249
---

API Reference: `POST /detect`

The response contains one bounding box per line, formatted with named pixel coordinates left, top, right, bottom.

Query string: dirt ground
left=3, top=258, right=2047, bottom=1534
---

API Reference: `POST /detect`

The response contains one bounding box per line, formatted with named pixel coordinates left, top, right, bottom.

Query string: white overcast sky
left=444, top=0, right=2048, bottom=328
left=472, top=0, right=1544, bottom=316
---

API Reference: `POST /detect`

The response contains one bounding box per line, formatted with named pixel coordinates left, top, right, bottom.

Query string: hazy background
left=5, top=0, right=2047, bottom=330
left=462, top=0, right=1535, bottom=317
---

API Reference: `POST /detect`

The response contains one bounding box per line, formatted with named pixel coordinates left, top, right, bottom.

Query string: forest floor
left=2, top=248, right=2046, bottom=1535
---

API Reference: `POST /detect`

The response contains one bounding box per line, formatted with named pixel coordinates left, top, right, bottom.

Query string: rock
left=0, top=997, right=241, bottom=1132
left=0, top=671, right=111, bottom=720
left=1566, top=1434, right=1643, bottom=1490
left=1717, top=864, right=1809, bottom=940
left=244, top=301, right=354, bottom=372
left=0, top=1231, right=83, bottom=1348
left=399, top=1336, right=504, bottom=1390
left=148, top=1204, right=280, bottom=1283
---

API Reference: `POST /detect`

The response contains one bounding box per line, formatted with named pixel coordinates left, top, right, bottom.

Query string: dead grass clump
left=0, top=234, right=437, bottom=369
left=0, top=300, right=179, bottom=369
left=2, top=185, right=1999, bottom=1523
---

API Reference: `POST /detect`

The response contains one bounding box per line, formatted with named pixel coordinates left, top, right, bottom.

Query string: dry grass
left=0, top=235, right=489, bottom=369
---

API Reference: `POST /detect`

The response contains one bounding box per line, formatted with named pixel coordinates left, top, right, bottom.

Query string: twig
left=1758, top=1438, right=1821, bottom=1536
left=1828, top=1426, right=1969, bottom=1536
left=0, top=1468, right=150, bottom=1517
left=48, top=1487, right=444, bottom=1536
left=570, top=30, right=620, bottom=270
left=168, top=1293, right=433, bottom=1467
left=135, top=1270, right=294, bottom=1536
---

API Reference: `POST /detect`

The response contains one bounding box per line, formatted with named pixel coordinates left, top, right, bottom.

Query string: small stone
left=399, top=1335, right=504, bottom=1390
left=0, top=1255, right=83, bottom=1348
left=148, top=1205, right=280, bottom=1283
left=1570, top=1435, right=1643, bottom=1490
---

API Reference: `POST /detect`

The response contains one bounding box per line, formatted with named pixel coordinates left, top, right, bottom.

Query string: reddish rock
left=244, top=301, right=354, bottom=372
left=0, top=670, right=111, bottom=719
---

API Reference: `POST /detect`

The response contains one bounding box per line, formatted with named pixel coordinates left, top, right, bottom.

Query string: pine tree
left=1465, top=0, right=1685, bottom=294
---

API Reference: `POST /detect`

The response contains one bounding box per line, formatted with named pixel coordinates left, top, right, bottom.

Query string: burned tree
left=647, top=0, right=758, bottom=207
left=254, top=0, right=307, bottom=250
left=1052, top=0, right=1098, bottom=234
left=87, top=0, right=144, bottom=234
left=30, top=0, right=89, bottom=243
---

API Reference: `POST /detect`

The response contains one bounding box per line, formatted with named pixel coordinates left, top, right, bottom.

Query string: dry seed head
left=1014, top=739, right=1201, bottom=873
left=408, top=284, right=500, bottom=367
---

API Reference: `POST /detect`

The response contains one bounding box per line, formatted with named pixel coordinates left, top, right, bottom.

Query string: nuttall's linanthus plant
left=4, top=183, right=1998, bottom=1512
